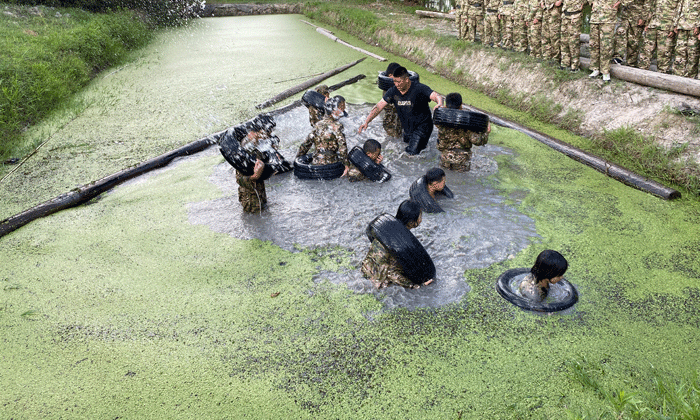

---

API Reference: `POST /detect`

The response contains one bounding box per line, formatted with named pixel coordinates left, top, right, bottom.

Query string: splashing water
left=188, top=103, right=540, bottom=310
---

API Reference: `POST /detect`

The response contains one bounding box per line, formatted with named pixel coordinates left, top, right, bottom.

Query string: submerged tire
left=433, top=107, right=489, bottom=133
left=408, top=176, right=454, bottom=214
left=366, top=213, right=435, bottom=284
left=348, top=146, right=391, bottom=183
left=218, top=126, right=277, bottom=181
left=293, top=154, right=345, bottom=180
left=377, top=70, right=420, bottom=91
left=496, top=268, right=579, bottom=312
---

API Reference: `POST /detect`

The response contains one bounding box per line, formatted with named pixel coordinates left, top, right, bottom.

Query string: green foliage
left=0, top=5, right=152, bottom=159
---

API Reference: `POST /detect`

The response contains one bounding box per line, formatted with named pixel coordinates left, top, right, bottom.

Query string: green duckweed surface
left=2, top=14, right=699, bottom=419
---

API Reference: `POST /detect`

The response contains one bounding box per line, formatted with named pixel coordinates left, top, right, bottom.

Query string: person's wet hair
left=395, top=200, right=422, bottom=227
left=363, top=139, right=381, bottom=155
left=425, top=167, right=446, bottom=185
left=315, top=84, right=330, bottom=97
left=392, top=66, right=409, bottom=78
left=385, top=62, right=400, bottom=75
left=445, top=92, right=463, bottom=110
left=531, top=250, right=568, bottom=282
left=324, top=95, right=346, bottom=116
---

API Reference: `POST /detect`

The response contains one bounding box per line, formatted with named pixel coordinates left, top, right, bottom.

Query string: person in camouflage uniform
left=236, top=126, right=271, bottom=214
left=454, top=0, right=468, bottom=39
left=484, top=0, right=502, bottom=46
left=588, top=0, right=621, bottom=81
left=466, top=0, right=486, bottom=42
left=639, top=0, right=680, bottom=73
left=672, top=0, right=700, bottom=77
left=543, top=0, right=563, bottom=61
left=528, top=0, right=545, bottom=58
left=297, top=96, right=350, bottom=172
left=436, top=93, right=491, bottom=172
left=306, top=84, right=330, bottom=127
left=361, top=200, right=433, bottom=289
left=560, top=0, right=586, bottom=71
left=513, top=0, right=530, bottom=52
left=381, top=63, right=403, bottom=138
left=347, top=139, right=383, bottom=182
left=613, top=0, right=647, bottom=66
left=499, top=0, right=516, bottom=49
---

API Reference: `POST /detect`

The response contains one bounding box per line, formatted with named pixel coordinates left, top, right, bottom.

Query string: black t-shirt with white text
left=382, top=82, right=434, bottom=135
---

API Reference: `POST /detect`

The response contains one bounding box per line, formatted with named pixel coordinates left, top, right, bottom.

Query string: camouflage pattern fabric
left=639, top=27, right=677, bottom=72
left=382, top=102, right=403, bottom=138
left=361, top=239, right=413, bottom=288
left=589, top=22, right=616, bottom=73
left=436, top=125, right=489, bottom=172
left=484, top=0, right=502, bottom=46
left=614, top=0, right=646, bottom=66
left=307, top=105, right=323, bottom=127
left=297, top=117, right=349, bottom=167
left=560, top=0, right=585, bottom=69
left=544, top=1, right=563, bottom=60
left=673, top=29, right=700, bottom=77
left=347, top=166, right=368, bottom=182
left=513, top=0, right=530, bottom=52
left=459, top=0, right=470, bottom=38
left=466, top=1, right=486, bottom=41
left=528, top=0, right=545, bottom=58
left=236, top=170, right=267, bottom=214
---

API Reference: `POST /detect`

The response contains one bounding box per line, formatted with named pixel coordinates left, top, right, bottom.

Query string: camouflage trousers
left=455, top=12, right=465, bottom=38
left=484, top=12, right=500, bottom=46
left=440, top=148, right=473, bottom=172
left=639, top=27, right=676, bottom=73
left=236, top=172, right=267, bottom=214
left=513, top=16, right=529, bottom=53
left=500, top=15, right=514, bottom=49
left=382, top=103, right=402, bottom=138
left=466, top=12, right=485, bottom=42
left=589, top=22, right=615, bottom=74
left=560, top=10, right=583, bottom=69
left=528, top=19, right=543, bottom=58
left=543, top=6, right=562, bottom=60
left=673, top=29, right=699, bottom=78
left=311, top=151, right=341, bottom=166
left=361, top=240, right=413, bottom=288
left=614, top=19, right=644, bottom=67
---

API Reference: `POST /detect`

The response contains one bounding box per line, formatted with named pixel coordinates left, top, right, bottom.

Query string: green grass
left=0, top=4, right=152, bottom=161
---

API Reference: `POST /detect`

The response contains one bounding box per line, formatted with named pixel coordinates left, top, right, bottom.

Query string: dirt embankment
left=359, top=5, right=700, bottom=166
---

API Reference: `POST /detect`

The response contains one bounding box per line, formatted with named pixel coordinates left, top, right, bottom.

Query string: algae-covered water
left=2, top=14, right=699, bottom=419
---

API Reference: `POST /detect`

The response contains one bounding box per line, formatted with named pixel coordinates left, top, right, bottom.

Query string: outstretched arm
left=430, top=91, right=444, bottom=110
left=358, top=99, right=389, bottom=133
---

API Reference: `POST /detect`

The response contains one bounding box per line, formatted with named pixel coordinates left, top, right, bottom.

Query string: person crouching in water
left=236, top=123, right=271, bottom=214
left=297, top=95, right=350, bottom=176
left=347, top=139, right=383, bottom=182
left=361, top=200, right=434, bottom=289
left=518, top=249, right=569, bottom=301
left=436, top=92, right=491, bottom=172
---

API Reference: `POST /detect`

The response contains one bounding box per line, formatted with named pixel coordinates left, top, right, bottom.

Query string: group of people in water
left=229, top=62, right=568, bottom=303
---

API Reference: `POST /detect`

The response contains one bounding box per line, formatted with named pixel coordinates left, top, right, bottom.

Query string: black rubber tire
left=348, top=146, right=391, bottom=183
left=293, top=154, right=345, bottom=180
left=302, top=90, right=326, bottom=115
left=365, top=213, right=436, bottom=285
left=433, top=107, right=489, bottom=133
left=495, top=268, right=579, bottom=312
left=218, top=126, right=278, bottom=181
left=408, top=176, right=454, bottom=213
left=377, top=70, right=420, bottom=91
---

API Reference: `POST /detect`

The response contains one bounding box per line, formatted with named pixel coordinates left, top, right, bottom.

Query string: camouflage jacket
left=528, top=0, right=545, bottom=21
left=307, top=105, right=323, bottom=127
left=514, top=0, right=530, bottom=18
left=562, top=0, right=587, bottom=13
left=674, top=0, right=700, bottom=29
left=485, top=0, right=501, bottom=13
left=436, top=125, right=489, bottom=151
left=619, top=0, right=646, bottom=20
left=647, top=0, right=680, bottom=28
left=499, top=0, right=515, bottom=16
left=361, top=239, right=413, bottom=288
left=236, top=170, right=267, bottom=214
left=297, top=117, right=349, bottom=167
left=590, top=0, right=620, bottom=23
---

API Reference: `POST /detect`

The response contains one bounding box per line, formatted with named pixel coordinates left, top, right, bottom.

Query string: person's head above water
left=385, top=62, right=400, bottom=75
left=425, top=167, right=446, bottom=194
left=315, top=84, right=330, bottom=99
left=445, top=92, right=463, bottom=110
left=395, top=199, right=422, bottom=230
left=391, top=66, right=411, bottom=92
left=531, top=249, right=568, bottom=285
left=324, top=95, right=347, bottom=119
left=363, top=139, right=382, bottom=164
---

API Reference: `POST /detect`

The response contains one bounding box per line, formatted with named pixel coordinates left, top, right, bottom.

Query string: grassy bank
left=0, top=4, right=152, bottom=160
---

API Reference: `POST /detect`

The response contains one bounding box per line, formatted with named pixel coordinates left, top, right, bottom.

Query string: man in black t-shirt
left=358, top=66, right=443, bottom=155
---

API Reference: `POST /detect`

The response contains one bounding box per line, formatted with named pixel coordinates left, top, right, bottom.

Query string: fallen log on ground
left=0, top=137, right=217, bottom=238
left=579, top=57, right=700, bottom=98
left=459, top=103, right=681, bottom=200
left=415, top=10, right=454, bottom=20
left=269, top=74, right=366, bottom=116
left=255, top=57, right=365, bottom=109
left=315, top=28, right=386, bottom=62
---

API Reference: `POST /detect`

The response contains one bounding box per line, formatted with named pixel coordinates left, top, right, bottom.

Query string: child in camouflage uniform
left=306, top=84, right=330, bottom=127
left=347, top=139, right=383, bottom=182
left=436, top=93, right=491, bottom=172
left=297, top=95, right=350, bottom=173
left=361, top=200, right=433, bottom=289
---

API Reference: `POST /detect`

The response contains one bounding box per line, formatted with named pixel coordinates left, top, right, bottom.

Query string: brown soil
left=366, top=4, right=700, bottom=166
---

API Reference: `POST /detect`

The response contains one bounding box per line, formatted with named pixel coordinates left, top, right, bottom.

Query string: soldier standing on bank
left=513, top=0, right=530, bottom=53
left=543, top=0, right=564, bottom=62
left=528, top=0, right=545, bottom=59
left=560, top=0, right=586, bottom=71
left=484, top=0, right=502, bottom=47
left=672, top=0, right=700, bottom=77
left=466, top=0, right=486, bottom=42
left=639, top=0, right=680, bottom=73
left=499, top=0, right=516, bottom=49
left=613, top=0, right=647, bottom=66
left=588, top=0, right=621, bottom=81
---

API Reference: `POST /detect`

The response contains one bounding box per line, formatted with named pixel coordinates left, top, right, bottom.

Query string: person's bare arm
left=358, top=99, right=389, bottom=133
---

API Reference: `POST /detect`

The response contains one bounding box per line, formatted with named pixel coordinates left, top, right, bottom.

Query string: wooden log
left=579, top=57, right=700, bottom=98
left=268, top=74, right=366, bottom=117
left=0, top=137, right=217, bottom=238
left=255, top=57, right=366, bottom=109
left=315, top=28, right=386, bottom=62
left=459, top=103, right=681, bottom=200
left=415, top=10, right=455, bottom=20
